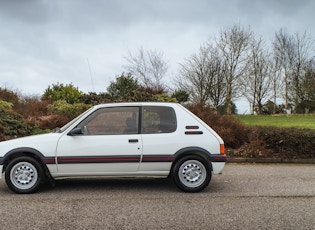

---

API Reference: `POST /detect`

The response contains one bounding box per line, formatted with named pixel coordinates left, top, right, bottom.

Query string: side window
left=77, top=107, right=139, bottom=135
left=142, top=106, right=177, bottom=134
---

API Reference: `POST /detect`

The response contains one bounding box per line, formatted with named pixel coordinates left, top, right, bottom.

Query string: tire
left=5, top=156, right=44, bottom=194
left=172, top=155, right=212, bottom=192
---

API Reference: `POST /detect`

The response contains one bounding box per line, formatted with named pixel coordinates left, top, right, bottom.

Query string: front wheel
left=5, top=157, right=44, bottom=194
left=172, top=155, right=212, bottom=192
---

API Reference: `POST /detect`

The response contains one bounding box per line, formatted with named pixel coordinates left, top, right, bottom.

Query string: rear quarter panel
left=139, top=104, right=225, bottom=174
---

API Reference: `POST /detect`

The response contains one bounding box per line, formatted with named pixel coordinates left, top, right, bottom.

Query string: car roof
left=93, top=102, right=179, bottom=109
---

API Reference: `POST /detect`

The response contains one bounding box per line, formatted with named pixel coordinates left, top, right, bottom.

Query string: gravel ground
left=0, top=163, right=314, bottom=229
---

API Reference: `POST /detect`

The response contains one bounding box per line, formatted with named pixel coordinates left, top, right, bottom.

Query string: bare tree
left=289, top=32, right=313, bottom=113
left=270, top=52, right=284, bottom=114
left=300, top=58, right=315, bottom=113
left=273, top=28, right=292, bottom=110
left=177, top=46, right=210, bottom=104
left=216, top=24, right=253, bottom=114
left=176, top=44, right=226, bottom=109
left=273, top=29, right=314, bottom=113
left=124, top=47, right=168, bottom=93
left=242, top=36, right=272, bottom=114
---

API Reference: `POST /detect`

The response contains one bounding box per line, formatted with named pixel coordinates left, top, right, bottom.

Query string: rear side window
left=142, top=106, right=177, bottom=134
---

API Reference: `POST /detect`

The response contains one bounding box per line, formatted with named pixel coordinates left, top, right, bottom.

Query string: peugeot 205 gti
left=0, top=102, right=226, bottom=194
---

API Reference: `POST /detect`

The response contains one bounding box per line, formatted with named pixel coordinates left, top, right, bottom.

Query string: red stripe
left=142, top=155, right=174, bottom=162
left=47, top=155, right=175, bottom=164
left=57, top=156, right=141, bottom=164
left=211, top=155, right=227, bottom=162
left=44, top=157, right=56, bottom=164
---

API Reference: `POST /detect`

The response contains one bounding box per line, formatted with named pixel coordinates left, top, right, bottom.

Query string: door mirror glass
left=67, top=127, right=83, bottom=136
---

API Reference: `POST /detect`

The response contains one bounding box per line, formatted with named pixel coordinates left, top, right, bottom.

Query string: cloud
left=0, top=0, right=57, bottom=23
left=0, top=0, right=314, bottom=113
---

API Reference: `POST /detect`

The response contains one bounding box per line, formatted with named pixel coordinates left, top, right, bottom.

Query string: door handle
left=129, top=139, right=138, bottom=143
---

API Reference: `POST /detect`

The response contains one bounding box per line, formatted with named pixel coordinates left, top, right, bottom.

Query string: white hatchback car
left=0, top=102, right=226, bottom=194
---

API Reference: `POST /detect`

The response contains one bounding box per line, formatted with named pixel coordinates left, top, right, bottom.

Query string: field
left=236, top=114, right=315, bottom=130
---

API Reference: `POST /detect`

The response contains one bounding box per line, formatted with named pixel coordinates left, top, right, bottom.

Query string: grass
left=236, top=114, right=315, bottom=130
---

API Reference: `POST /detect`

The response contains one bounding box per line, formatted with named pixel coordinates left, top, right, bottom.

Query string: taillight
left=220, top=144, right=225, bottom=155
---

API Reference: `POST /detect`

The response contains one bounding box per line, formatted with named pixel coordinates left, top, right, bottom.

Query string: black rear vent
left=185, top=126, right=199, bottom=129
left=185, top=125, right=203, bottom=135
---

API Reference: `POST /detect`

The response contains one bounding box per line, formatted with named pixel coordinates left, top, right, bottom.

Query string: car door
left=55, top=106, right=142, bottom=175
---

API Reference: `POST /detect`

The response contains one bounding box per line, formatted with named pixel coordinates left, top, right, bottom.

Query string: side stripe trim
left=43, top=154, right=226, bottom=164
left=142, top=155, right=174, bottom=162
left=45, top=155, right=174, bottom=164
left=57, top=156, right=141, bottom=164
left=210, top=154, right=227, bottom=162
left=44, top=157, right=56, bottom=164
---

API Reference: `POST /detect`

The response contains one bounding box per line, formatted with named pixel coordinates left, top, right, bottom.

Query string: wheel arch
left=169, top=147, right=213, bottom=177
left=2, top=147, right=54, bottom=182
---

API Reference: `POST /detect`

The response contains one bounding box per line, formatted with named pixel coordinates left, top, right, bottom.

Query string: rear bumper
left=211, top=154, right=227, bottom=174
left=211, top=154, right=227, bottom=162
left=0, top=165, right=3, bottom=179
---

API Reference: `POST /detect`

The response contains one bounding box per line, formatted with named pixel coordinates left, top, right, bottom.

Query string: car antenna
left=87, top=58, right=95, bottom=92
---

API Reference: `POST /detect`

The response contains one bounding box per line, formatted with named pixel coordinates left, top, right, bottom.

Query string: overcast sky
left=0, top=0, right=314, bottom=112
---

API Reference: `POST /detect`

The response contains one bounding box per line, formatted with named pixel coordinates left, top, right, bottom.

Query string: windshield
left=55, top=107, right=94, bottom=133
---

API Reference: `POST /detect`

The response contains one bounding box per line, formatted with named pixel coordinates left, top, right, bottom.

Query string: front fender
left=0, top=147, right=56, bottom=183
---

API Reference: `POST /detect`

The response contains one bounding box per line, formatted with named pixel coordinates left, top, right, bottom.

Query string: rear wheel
left=5, top=157, right=44, bottom=194
left=173, top=155, right=211, bottom=192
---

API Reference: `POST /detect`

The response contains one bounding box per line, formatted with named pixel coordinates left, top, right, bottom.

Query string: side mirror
left=67, top=127, right=83, bottom=136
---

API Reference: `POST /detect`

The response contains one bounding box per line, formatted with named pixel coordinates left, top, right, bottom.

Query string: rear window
left=142, top=106, right=177, bottom=134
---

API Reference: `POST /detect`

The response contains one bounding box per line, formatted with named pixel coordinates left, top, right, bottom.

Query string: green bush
left=0, top=100, right=13, bottom=110
left=171, top=90, right=189, bottom=103
left=0, top=108, right=33, bottom=141
left=155, top=94, right=177, bottom=102
left=79, top=92, right=111, bottom=105
left=48, top=100, right=91, bottom=119
left=187, top=103, right=315, bottom=159
left=257, top=127, right=315, bottom=159
left=0, top=88, right=19, bottom=106
left=42, top=83, right=82, bottom=104
left=107, top=73, right=140, bottom=101
left=234, top=126, right=315, bottom=159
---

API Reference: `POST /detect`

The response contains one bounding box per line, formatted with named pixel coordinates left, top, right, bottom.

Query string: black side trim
left=210, top=154, right=227, bottom=162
